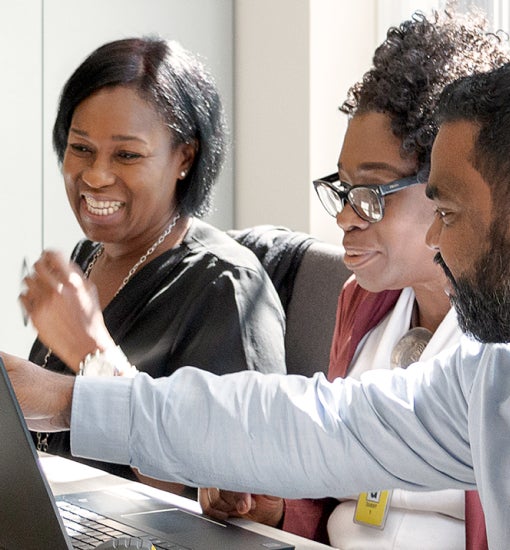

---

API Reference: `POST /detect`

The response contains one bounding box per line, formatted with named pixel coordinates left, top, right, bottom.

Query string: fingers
left=198, top=490, right=285, bottom=526
left=20, top=250, right=85, bottom=310
left=198, top=488, right=252, bottom=520
left=33, top=250, right=76, bottom=288
left=199, top=488, right=227, bottom=520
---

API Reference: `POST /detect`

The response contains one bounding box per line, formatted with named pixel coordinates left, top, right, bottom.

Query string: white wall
left=1, top=2, right=43, bottom=356
left=309, top=2, right=378, bottom=244
left=234, top=1, right=377, bottom=245
left=376, top=0, right=442, bottom=41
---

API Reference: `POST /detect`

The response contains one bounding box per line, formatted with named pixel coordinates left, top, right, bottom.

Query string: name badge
left=353, top=490, right=392, bottom=529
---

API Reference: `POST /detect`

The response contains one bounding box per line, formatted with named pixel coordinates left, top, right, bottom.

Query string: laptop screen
left=0, top=356, right=72, bottom=549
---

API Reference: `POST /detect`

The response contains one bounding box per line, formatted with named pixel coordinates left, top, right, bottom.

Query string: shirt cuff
left=70, top=376, right=133, bottom=465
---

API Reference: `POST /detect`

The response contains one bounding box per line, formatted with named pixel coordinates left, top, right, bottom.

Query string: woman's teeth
left=84, top=196, right=123, bottom=216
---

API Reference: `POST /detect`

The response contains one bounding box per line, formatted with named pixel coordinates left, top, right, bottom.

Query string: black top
left=30, top=219, right=286, bottom=478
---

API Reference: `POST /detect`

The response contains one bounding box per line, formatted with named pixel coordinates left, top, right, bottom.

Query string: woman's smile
left=82, top=194, right=124, bottom=217
left=342, top=248, right=379, bottom=271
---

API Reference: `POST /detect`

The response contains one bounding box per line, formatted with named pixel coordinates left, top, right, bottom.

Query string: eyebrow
left=425, top=183, right=438, bottom=200
left=337, top=161, right=410, bottom=178
left=68, top=127, right=148, bottom=144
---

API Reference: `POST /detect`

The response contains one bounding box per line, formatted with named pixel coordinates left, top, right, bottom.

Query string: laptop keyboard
left=57, top=500, right=191, bottom=549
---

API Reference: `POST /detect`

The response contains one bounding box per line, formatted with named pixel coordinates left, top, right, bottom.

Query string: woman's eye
left=117, top=151, right=142, bottom=161
left=69, top=143, right=92, bottom=155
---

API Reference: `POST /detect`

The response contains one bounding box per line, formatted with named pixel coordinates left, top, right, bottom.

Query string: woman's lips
left=342, top=249, right=378, bottom=270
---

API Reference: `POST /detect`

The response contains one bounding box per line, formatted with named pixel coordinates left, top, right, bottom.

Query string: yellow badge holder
left=353, top=490, right=392, bottom=529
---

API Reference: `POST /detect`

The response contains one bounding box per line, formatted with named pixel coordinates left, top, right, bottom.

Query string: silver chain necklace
left=84, top=211, right=181, bottom=296
left=36, top=211, right=181, bottom=452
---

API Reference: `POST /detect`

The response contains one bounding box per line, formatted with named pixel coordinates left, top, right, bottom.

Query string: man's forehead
left=427, top=120, right=480, bottom=200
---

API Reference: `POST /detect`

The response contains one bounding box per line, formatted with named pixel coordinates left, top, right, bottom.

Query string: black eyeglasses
left=313, top=173, right=421, bottom=223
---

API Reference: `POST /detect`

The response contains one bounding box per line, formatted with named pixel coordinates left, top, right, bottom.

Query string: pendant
left=390, top=327, right=432, bottom=369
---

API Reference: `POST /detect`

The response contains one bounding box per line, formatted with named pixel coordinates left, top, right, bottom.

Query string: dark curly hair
left=340, top=10, right=509, bottom=181
left=53, top=37, right=227, bottom=218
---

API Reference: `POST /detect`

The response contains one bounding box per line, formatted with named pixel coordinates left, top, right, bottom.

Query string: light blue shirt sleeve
left=71, top=375, right=133, bottom=465
left=70, top=337, right=510, bottom=548
left=71, top=339, right=479, bottom=498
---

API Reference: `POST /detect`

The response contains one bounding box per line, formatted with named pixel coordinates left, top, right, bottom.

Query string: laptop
left=0, top=357, right=294, bottom=550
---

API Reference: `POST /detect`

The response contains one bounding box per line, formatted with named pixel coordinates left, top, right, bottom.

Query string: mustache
left=434, top=252, right=456, bottom=283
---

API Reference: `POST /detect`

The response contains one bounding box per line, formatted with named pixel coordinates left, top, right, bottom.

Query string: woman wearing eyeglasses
left=200, top=10, right=508, bottom=550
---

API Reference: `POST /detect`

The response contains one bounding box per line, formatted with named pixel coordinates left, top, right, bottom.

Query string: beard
left=434, top=243, right=510, bottom=343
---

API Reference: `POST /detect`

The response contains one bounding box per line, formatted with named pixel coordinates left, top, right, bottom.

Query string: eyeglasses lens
left=316, top=182, right=384, bottom=222
left=316, top=183, right=344, bottom=217
left=349, top=187, right=383, bottom=222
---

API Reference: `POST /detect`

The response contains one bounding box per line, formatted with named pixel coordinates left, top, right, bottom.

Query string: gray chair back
left=285, top=239, right=350, bottom=376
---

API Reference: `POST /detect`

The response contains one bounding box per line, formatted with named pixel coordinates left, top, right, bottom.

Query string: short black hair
left=437, top=62, right=510, bottom=207
left=53, top=37, right=227, bottom=217
left=340, top=10, right=509, bottom=181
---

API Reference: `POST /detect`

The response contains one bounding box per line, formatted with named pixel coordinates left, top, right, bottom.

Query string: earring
left=180, top=171, right=187, bottom=178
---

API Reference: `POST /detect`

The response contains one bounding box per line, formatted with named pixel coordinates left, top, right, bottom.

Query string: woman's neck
left=412, top=283, right=452, bottom=334
left=88, top=215, right=192, bottom=309
left=101, top=215, right=192, bottom=264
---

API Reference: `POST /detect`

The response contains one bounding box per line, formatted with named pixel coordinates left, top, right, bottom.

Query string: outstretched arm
left=70, top=349, right=476, bottom=498
left=4, top=341, right=478, bottom=500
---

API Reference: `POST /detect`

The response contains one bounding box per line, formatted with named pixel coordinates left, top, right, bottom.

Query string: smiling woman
left=22, top=36, right=286, bottom=494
